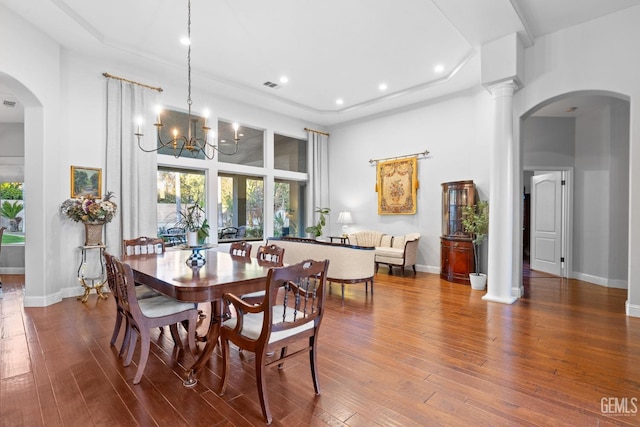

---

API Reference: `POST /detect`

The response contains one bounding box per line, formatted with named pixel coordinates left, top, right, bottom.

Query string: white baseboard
left=626, top=301, right=640, bottom=318
left=0, top=267, right=25, bottom=274
left=417, top=264, right=440, bottom=275
left=573, top=272, right=628, bottom=289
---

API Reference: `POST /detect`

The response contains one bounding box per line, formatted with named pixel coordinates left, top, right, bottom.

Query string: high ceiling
left=1, top=0, right=639, bottom=125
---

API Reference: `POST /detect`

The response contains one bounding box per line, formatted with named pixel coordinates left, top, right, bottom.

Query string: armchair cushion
left=347, top=230, right=385, bottom=247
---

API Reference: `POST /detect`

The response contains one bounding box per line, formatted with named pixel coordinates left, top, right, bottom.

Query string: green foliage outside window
left=0, top=182, right=23, bottom=200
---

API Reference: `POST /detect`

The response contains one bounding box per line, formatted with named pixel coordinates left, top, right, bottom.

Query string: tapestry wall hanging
left=376, top=156, right=418, bottom=215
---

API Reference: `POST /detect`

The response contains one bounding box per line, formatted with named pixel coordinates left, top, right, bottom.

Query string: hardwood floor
left=1, top=269, right=639, bottom=426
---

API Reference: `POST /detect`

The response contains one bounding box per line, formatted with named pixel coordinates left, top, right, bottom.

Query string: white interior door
left=530, top=172, right=563, bottom=275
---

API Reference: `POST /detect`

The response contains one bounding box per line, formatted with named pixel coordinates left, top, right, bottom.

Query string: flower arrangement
left=60, top=191, right=117, bottom=224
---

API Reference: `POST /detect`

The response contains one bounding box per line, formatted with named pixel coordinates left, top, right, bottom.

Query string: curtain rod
left=304, top=127, right=330, bottom=136
left=369, top=149, right=430, bottom=165
left=103, top=72, right=163, bottom=93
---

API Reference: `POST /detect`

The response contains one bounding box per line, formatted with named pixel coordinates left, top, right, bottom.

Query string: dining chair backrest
left=104, top=251, right=130, bottom=355
left=219, top=258, right=329, bottom=423
left=256, top=244, right=285, bottom=267
left=229, top=241, right=252, bottom=258
left=123, top=236, right=165, bottom=257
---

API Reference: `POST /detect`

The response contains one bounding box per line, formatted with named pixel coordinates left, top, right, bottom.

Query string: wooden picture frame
left=70, top=166, right=102, bottom=198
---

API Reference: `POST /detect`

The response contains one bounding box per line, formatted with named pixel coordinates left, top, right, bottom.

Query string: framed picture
left=70, top=166, right=102, bottom=198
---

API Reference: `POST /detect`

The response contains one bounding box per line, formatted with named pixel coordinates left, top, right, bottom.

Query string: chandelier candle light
left=135, top=0, right=241, bottom=159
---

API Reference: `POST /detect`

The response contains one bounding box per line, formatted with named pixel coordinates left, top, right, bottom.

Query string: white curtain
left=308, top=131, right=330, bottom=219
left=105, top=79, right=158, bottom=255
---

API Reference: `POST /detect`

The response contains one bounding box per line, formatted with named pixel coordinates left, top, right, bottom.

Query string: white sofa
left=348, top=231, right=421, bottom=276
left=266, top=237, right=375, bottom=300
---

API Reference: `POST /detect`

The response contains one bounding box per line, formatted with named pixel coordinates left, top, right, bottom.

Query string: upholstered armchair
left=347, top=230, right=385, bottom=247
left=375, top=233, right=421, bottom=276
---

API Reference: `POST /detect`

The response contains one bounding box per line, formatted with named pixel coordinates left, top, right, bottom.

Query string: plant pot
left=84, top=221, right=104, bottom=246
left=187, top=231, right=199, bottom=247
left=469, top=273, right=487, bottom=290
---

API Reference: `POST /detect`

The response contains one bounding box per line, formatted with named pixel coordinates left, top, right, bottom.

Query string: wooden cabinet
left=440, top=237, right=474, bottom=284
left=440, top=180, right=476, bottom=284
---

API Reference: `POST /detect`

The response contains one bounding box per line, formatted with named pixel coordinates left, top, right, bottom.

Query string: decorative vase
left=84, top=221, right=104, bottom=246
left=187, top=230, right=199, bottom=247
left=469, top=273, right=487, bottom=290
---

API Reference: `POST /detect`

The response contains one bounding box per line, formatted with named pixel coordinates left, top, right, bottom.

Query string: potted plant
left=178, top=202, right=206, bottom=246
left=305, top=207, right=330, bottom=239
left=0, top=200, right=24, bottom=232
left=461, top=200, right=489, bottom=290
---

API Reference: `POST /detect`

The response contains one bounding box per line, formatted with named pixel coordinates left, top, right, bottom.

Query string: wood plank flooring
left=1, top=268, right=639, bottom=426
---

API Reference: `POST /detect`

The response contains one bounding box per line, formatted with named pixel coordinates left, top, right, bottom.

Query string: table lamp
left=337, top=211, right=353, bottom=235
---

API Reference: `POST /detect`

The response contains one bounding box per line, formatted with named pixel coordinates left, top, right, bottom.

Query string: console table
left=328, top=236, right=348, bottom=244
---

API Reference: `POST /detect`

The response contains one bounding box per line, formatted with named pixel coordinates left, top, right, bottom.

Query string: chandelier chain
left=187, top=0, right=192, bottom=107
left=134, top=0, right=240, bottom=159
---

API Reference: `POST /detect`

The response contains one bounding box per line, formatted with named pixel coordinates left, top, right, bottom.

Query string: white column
left=483, top=80, right=518, bottom=304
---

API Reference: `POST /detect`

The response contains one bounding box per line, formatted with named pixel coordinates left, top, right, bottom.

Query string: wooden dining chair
left=111, top=256, right=199, bottom=385
left=219, top=259, right=329, bottom=424
left=229, top=241, right=252, bottom=258
left=123, top=236, right=165, bottom=257
left=105, top=252, right=166, bottom=356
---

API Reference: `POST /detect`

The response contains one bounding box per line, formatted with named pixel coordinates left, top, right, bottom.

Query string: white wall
left=574, top=107, right=611, bottom=281
left=517, top=5, right=640, bottom=314
left=609, top=101, right=630, bottom=284
left=522, top=117, right=575, bottom=168
left=327, top=88, right=493, bottom=273
left=0, top=123, right=24, bottom=156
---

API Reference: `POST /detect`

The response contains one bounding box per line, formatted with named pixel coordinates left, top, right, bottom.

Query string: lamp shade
left=337, top=211, right=353, bottom=225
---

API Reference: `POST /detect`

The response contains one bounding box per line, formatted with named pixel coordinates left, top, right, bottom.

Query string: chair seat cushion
left=375, top=247, right=404, bottom=258
left=135, top=284, right=159, bottom=300
left=241, top=290, right=266, bottom=301
left=223, top=305, right=314, bottom=343
left=138, top=294, right=196, bottom=318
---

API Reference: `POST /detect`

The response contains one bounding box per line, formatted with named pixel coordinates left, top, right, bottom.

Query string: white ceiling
left=1, top=0, right=639, bottom=125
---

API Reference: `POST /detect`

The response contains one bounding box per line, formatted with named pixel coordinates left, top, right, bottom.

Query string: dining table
left=125, top=248, right=271, bottom=387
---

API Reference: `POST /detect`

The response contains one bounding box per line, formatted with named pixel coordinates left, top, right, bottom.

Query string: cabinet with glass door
left=440, top=180, right=476, bottom=285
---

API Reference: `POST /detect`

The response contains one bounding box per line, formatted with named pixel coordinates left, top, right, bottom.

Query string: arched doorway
left=520, top=91, right=630, bottom=295
left=0, top=72, right=45, bottom=302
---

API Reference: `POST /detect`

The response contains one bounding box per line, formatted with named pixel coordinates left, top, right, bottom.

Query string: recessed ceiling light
left=180, top=36, right=191, bottom=46
left=434, top=64, right=445, bottom=73
left=336, top=98, right=344, bottom=105
left=379, top=83, right=388, bottom=91
left=279, top=76, right=289, bottom=84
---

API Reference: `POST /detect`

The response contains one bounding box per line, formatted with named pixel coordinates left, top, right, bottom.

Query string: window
left=0, top=181, right=25, bottom=244
left=156, top=109, right=209, bottom=160
left=274, top=179, right=307, bottom=238
left=274, top=134, right=307, bottom=173
left=218, top=173, right=264, bottom=241
left=157, top=167, right=205, bottom=240
left=218, top=121, right=264, bottom=167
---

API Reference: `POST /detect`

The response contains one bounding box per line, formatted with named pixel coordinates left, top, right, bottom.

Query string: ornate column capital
left=484, top=78, right=520, bottom=97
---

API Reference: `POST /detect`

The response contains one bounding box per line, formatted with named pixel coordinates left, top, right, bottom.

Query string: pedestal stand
left=77, top=245, right=108, bottom=302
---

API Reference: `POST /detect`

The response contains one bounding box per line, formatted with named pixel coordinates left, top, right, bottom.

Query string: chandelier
left=135, top=0, right=240, bottom=159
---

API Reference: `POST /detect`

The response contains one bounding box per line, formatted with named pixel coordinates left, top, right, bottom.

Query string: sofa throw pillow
left=392, top=236, right=406, bottom=249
